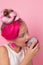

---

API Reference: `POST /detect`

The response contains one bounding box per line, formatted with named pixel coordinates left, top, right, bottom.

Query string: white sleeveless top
left=4, top=44, right=26, bottom=65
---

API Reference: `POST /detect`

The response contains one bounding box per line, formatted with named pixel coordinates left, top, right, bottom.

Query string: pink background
left=0, top=0, right=43, bottom=65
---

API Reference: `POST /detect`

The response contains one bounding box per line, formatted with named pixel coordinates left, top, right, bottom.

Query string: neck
left=8, top=43, right=22, bottom=53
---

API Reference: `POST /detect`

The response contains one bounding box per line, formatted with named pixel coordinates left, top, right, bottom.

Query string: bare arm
left=27, top=60, right=33, bottom=65
left=0, top=46, right=10, bottom=65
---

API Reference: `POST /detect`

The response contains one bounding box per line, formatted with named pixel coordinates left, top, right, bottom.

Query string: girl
left=0, top=9, right=40, bottom=65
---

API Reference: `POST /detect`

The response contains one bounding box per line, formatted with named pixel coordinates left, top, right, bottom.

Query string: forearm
left=27, top=60, right=33, bottom=65
left=19, top=54, right=33, bottom=65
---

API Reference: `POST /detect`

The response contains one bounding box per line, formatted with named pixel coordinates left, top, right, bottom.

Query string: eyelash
left=18, top=33, right=25, bottom=38
left=21, top=33, right=25, bottom=37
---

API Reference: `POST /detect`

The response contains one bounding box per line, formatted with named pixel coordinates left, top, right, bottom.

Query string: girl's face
left=14, top=23, right=30, bottom=48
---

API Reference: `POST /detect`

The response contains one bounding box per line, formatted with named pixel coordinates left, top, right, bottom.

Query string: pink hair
left=0, top=9, right=20, bottom=40
left=1, top=20, right=20, bottom=40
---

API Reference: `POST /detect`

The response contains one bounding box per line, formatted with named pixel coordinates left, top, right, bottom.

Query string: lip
left=25, top=41, right=28, bottom=44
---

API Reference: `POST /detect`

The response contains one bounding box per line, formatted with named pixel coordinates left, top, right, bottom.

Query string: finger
left=36, top=43, right=40, bottom=50
left=34, top=47, right=40, bottom=54
left=33, top=49, right=39, bottom=56
left=30, top=42, right=36, bottom=49
left=33, top=44, right=40, bottom=51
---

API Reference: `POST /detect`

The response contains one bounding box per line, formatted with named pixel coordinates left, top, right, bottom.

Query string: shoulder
left=0, top=46, right=8, bottom=55
left=0, top=46, right=10, bottom=65
left=0, top=46, right=7, bottom=51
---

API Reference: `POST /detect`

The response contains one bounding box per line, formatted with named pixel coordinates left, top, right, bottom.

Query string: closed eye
left=18, top=33, right=25, bottom=38
left=21, top=33, right=25, bottom=37
left=18, top=30, right=29, bottom=38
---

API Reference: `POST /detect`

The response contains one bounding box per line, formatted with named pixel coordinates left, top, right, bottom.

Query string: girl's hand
left=25, top=42, right=40, bottom=59
left=19, top=43, right=40, bottom=65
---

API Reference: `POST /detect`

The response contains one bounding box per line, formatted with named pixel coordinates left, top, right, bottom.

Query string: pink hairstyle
left=0, top=9, right=20, bottom=40
left=1, top=21, right=20, bottom=40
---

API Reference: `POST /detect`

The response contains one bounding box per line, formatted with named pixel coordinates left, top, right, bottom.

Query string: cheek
left=19, top=38, right=25, bottom=43
left=16, top=38, right=24, bottom=45
left=14, top=37, right=25, bottom=46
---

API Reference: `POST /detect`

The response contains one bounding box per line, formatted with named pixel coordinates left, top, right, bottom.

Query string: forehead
left=18, top=23, right=28, bottom=35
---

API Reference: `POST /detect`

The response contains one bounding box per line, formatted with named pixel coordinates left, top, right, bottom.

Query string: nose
left=25, top=34, right=30, bottom=41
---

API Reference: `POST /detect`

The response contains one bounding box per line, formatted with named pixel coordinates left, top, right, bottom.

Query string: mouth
left=25, top=40, right=29, bottom=44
